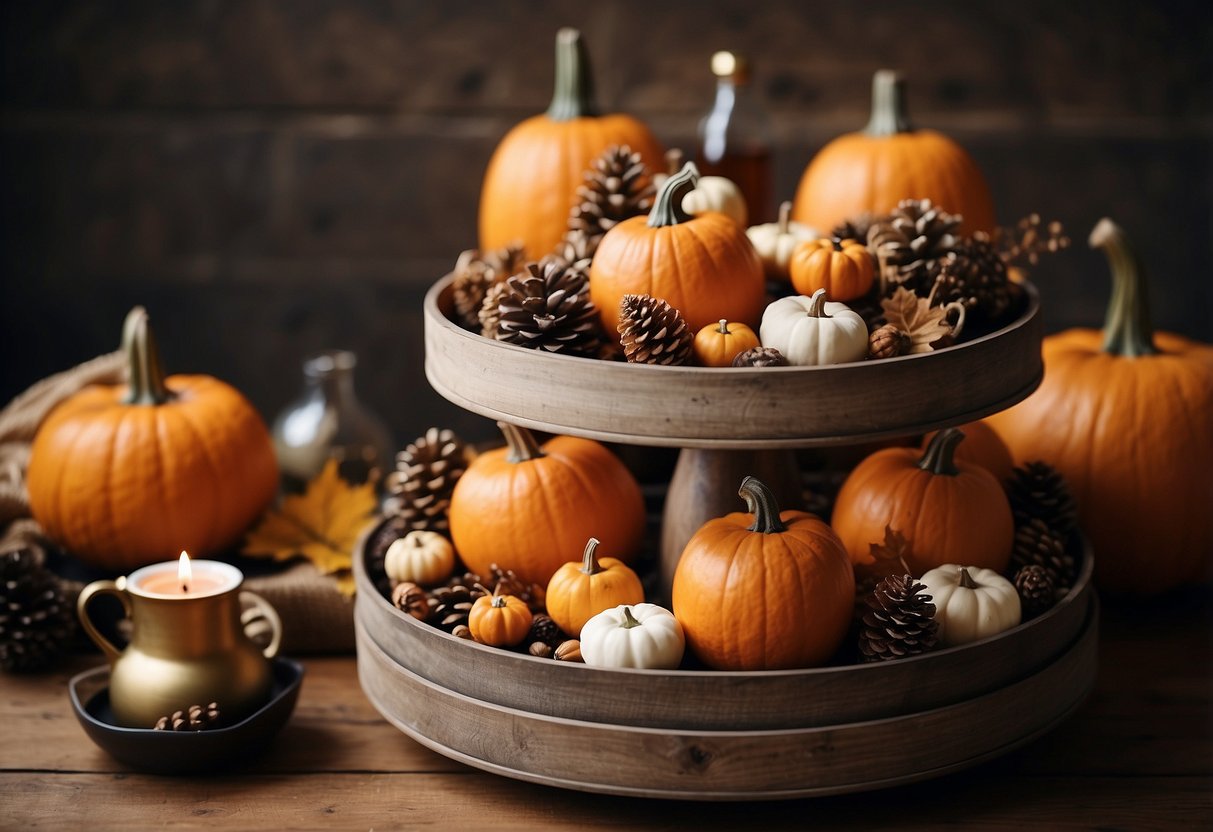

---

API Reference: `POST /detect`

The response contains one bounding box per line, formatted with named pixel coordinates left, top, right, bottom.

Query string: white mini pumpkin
left=384, top=530, right=455, bottom=588
left=919, top=564, right=1021, bottom=646
left=682, top=175, right=748, bottom=227
left=579, top=603, right=685, bottom=669
left=746, top=201, right=820, bottom=281
left=759, top=289, right=868, bottom=366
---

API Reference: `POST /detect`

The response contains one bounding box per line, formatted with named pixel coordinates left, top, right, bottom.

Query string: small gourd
left=918, top=565, right=1021, bottom=646
left=746, top=201, right=820, bottom=282
left=579, top=604, right=685, bottom=670
left=383, top=531, right=455, bottom=588
left=692, top=319, right=762, bottom=368
left=545, top=538, right=645, bottom=638
left=759, top=289, right=868, bottom=366
left=468, top=590, right=534, bottom=648
left=682, top=175, right=748, bottom=226
left=788, top=238, right=875, bottom=302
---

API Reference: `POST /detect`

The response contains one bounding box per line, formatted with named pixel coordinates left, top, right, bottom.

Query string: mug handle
left=77, top=580, right=132, bottom=665
left=239, top=591, right=283, bottom=659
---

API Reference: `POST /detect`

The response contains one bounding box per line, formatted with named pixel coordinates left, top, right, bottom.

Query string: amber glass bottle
left=696, top=51, right=774, bottom=223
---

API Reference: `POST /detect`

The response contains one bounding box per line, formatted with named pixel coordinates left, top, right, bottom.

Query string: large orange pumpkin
left=672, top=476, right=854, bottom=670
left=792, top=70, right=995, bottom=235
left=27, top=307, right=279, bottom=571
left=987, top=219, right=1213, bottom=593
left=832, top=427, right=1014, bottom=576
left=448, top=422, right=645, bottom=585
left=590, top=163, right=766, bottom=334
left=478, top=28, right=664, bottom=259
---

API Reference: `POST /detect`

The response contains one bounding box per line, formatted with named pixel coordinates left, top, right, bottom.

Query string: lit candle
left=130, top=552, right=238, bottom=598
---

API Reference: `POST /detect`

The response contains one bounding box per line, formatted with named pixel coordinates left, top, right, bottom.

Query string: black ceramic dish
left=69, top=657, right=304, bottom=775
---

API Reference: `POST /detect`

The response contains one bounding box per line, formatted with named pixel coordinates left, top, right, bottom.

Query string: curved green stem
left=498, top=421, right=545, bottom=463
left=918, top=427, right=964, bottom=476
left=580, top=538, right=602, bottom=576
left=546, top=28, right=598, bottom=121
left=863, top=70, right=913, bottom=137
left=121, top=306, right=174, bottom=406
left=958, top=568, right=978, bottom=590
left=621, top=606, right=641, bottom=629
left=1089, top=218, right=1157, bottom=358
left=805, top=288, right=831, bottom=318
left=647, top=162, right=699, bottom=228
left=739, top=476, right=787, bottom=534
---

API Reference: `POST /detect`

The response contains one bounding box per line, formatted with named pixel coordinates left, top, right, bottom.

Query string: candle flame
left=178, top=551, right=192, bottom=593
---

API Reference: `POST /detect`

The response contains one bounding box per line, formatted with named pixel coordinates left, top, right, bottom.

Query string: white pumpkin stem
left=958, top=568, right=978, bottom=590
left=805, top=288, right=831, bottom=319
left=1090, top=217, right=1158, bottom=358
left=620, top=606, right=642, bottom=629
left=777, top=200, right=791, bottom=234
left=580, top=537, right=603, bottom=576
left=498, top=421, right=545, bottom=463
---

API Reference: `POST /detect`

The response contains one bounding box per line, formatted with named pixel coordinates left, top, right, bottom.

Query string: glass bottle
left=271, top=350, right=394, bottom=489
left=696, top=51, right=774, bottom=224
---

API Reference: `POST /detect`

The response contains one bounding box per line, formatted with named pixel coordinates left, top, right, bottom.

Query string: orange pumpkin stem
left=580, top=537, right=603, bottom=576
left=497, top=421, right=545, bottom=463
left=491, top=594, right=508, bottom=608
left=864, top=70, right=913, bottom=137
left=665, top=148, right=684, bottom=176
left=620, top=606, right=642, bottom=629
left=1089, top=218, right=1157, bottom=358
left=917, top=427, right=964, bottom=476
left=546, top=28, right=598, bottom=121
left=777, top=200, right=792, bottom=234
left=805, top=288, right=831, bottom=319
left=958, top=567, right=978, bottom=590
left=739, top=476, right=787, bottom=534
left=831, top=237, right=844, bottom=251
left=647, top=162, right=698, bottom=228
left=121, top=306, right=175, bottom=406
left=716, top=319, right=731, bottom=335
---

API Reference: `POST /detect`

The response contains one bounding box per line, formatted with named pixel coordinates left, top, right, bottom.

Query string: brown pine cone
left=477, top=280, right=511, bottom=339
left=932, top=232, right=1012, bottom=320
left=867, top=324, right=912, bottom=359
left=489, top=564, right=546, bottom=613
left=154, top=702, right=221, bottom=731
left=450, top=244, right=527, bottom=330
left=732, top=346, right=789, bottom=367
left=1014, top=565, right=1056, bottom=619
left=618, top=294, right=693, bottom=366
left=497, top=261, right=604, bottom=357
left=567, top=144, right=655, bottom=246
left=866, top=199, right=962, bottom=294
left=392, top=581, right=428, bottom=620
left=426, top=580, right=490, bottom=632
left=1010, top=518, right=1075, bottom=595
left=858, top=573, right=939, bottom=662
left=549, top=228, right=599, bottom=269
left=0, top=549, right=76, bottom=673
left=528, top=613, right=565, bottom=648
left=1007, top=462, right=1078, bottom=537
left=831, top=212, right=879, bottom=243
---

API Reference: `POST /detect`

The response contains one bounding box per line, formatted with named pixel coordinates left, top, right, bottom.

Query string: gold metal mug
left=78, top=561, right=282, bottom=729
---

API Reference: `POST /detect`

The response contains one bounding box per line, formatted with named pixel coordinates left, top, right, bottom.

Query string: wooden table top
left=3, top=590, right=1209, bottom=830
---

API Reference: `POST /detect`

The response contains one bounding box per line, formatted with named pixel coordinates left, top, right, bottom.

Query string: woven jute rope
left=0, top=352, right=355, bottom=653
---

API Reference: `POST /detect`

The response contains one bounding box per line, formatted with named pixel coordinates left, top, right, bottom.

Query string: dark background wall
left=3, top=1, right=1210, bottom=449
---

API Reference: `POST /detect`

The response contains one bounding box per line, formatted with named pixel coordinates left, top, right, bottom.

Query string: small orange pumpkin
left=692, top=319, right=761, bottom=367
left=478, top=28, right=663, bottom=259
left=28, top=307, right=279, bottom=572
left=832, top=427, right=1014, bottom=576
left=672, top=476, right=854, bottom=670
left=468, top=591, right=534, bottom=647
left=988, top=219, right=1213, bottom=593
left=922, top=420, right=1014, bottom=484
left=792, top=70, right=995, bottom=235
left=590, top=163, right=766, bottom=334
left=788, top=238, right=875, bottom=302
left=448, top=422, right=645, bottom=585
left=545, top=537, right=645, bottom=637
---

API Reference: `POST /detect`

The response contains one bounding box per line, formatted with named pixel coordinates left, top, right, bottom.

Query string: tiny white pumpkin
left=384, top=530, right=455, bottom=588
left=746, top=201, right=820, bottom=281
left=580, top=603, right=685, bottom=670
left=759, top=288, right=868, bottom=366
left=919, top=564, right=1021, bottom=646
left=682, top=175, right=748, bottom=227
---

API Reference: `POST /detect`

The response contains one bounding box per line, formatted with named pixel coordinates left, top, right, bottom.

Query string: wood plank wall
left=2, top=1, right=1210, bottom=447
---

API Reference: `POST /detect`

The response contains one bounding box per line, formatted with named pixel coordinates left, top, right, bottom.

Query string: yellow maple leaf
left=242, top=459, right=377, bottom=597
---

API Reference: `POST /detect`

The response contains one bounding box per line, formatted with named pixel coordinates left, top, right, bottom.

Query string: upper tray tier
left=424, top=275, right=1042, bottom=449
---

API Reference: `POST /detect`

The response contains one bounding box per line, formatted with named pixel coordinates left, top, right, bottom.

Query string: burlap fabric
left=0, top=353, right=355, bottom=654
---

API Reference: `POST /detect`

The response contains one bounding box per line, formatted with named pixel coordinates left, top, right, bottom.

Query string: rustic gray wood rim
left=423, top=275, right=1043, bottom=448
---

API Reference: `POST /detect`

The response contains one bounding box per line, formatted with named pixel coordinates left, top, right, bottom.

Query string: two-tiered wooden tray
left=354, top=274, right=1097, bottom=799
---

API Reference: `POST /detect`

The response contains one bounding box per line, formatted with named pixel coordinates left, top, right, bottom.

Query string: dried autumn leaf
left=863, top=525, right=915, bottom=579
left=242, top=459, right=377, bottom=597
left=880, top=287, right=955, bottom=354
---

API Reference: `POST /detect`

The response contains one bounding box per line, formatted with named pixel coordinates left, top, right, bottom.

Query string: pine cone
left=154, top=702, right=221, bottom=732
left=426, top=579, right=489, bottom=633
left=617, top=294, right=693, bottom=366
left=868, top=324, right=912, bottom=359
left=858, top=573, right=939, bottom=662
left=0, top=549, right=76, bottom=673
left=478, top=280, right=511, bottom=339
left=528, top=613, right=565, bottom=648
left=567, top=145, right=655, bottom=246
left=1007, top=462, right=1078, bottom=537
left=497, top=261, right=603, bottom=357
left=831, top=212, right=878, bottom=243
left=549, top=229, right=599, bottom=269
left=1010, top=519, right=1075, bottom=595
left=488, top=564, right=546, bottom=613
left=1014, top=565, right=1056, bottom=619
left=382, top=429, right=472, bottom=531
left=867, top=199, right=962, bottom=294
left=450, top=244, right=527, bottom=330
left=932, top=232, right=1012, bottom=320
left=732, top=346, right=789, bottom=367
